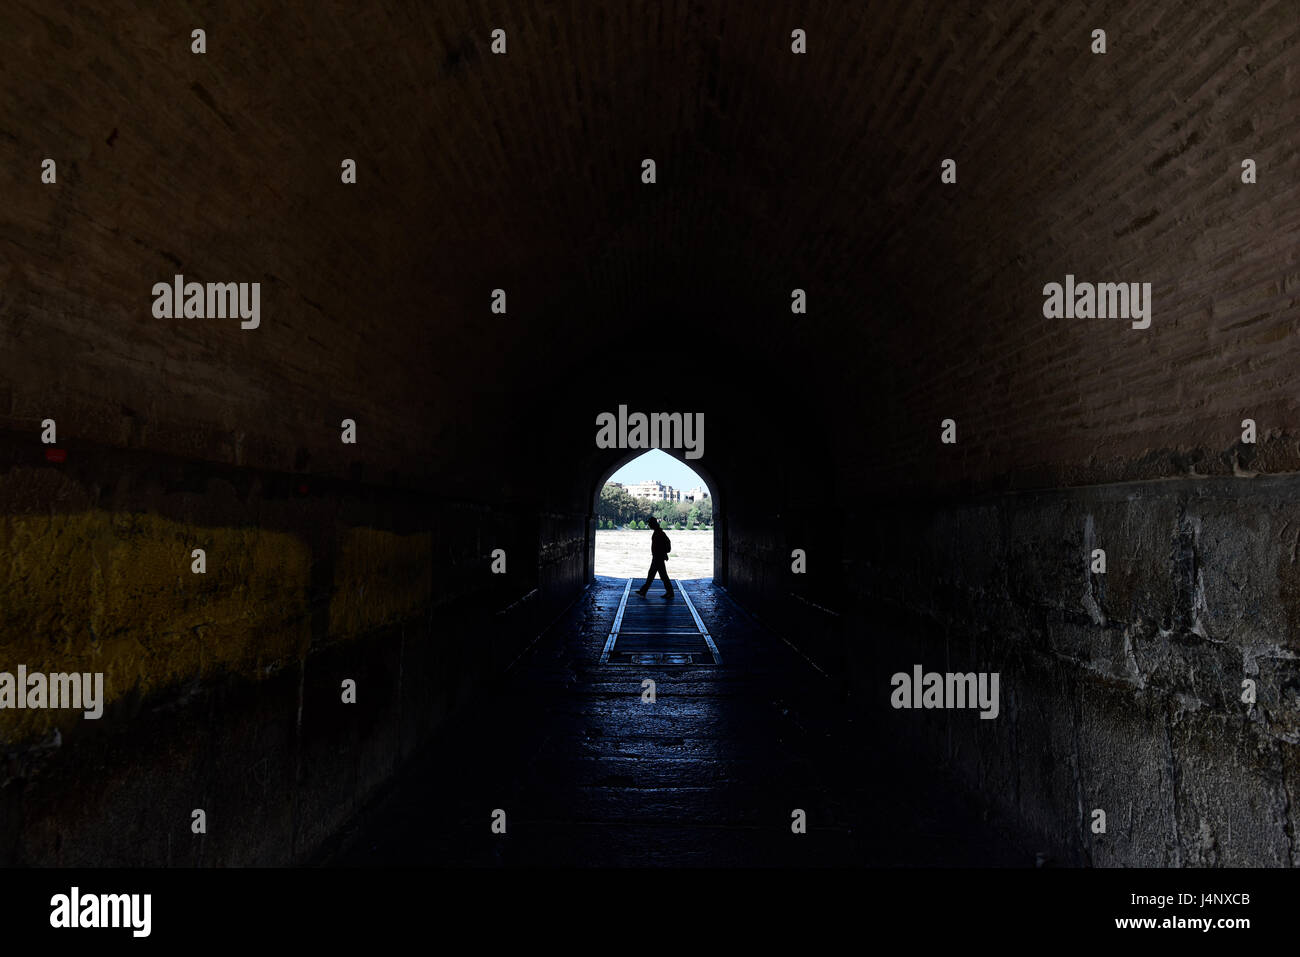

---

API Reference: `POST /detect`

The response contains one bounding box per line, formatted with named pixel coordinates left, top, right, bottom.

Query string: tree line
left=597, top=483, right=713, bottom=530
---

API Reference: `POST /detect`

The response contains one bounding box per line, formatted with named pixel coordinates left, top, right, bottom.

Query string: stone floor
left=321, top=577, right=1031, bottom=867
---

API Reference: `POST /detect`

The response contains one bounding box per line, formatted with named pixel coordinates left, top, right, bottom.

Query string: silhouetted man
left=636, top=517, right=673, bottom=599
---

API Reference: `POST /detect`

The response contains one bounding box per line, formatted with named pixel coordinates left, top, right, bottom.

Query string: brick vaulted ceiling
left=1, top=1, right=1297, bottom=501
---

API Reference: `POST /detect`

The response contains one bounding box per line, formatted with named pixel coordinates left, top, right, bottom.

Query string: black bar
left=0, top=867, right=1285, bottom=945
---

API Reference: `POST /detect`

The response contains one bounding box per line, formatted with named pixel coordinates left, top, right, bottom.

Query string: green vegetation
left=597, top=483, right=713, bottom=530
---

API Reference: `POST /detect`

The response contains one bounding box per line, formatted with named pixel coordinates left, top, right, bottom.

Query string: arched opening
left=590, top=448, right=720, bottom=583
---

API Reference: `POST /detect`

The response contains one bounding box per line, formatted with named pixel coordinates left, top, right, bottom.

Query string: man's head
left=647, top=517, right=660, bottom=530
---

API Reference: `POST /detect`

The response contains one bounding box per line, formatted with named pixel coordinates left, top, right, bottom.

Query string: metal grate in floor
left=599, top=579, right=721, bottom=666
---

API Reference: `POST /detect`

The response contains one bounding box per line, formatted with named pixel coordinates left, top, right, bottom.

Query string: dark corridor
left=323, top=578, right=1022, bottom=868
left=2, top=2, right=1298, bottom=935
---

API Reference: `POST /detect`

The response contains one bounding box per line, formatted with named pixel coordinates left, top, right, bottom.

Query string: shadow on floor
left=318, top=577, right=1032, bottom=867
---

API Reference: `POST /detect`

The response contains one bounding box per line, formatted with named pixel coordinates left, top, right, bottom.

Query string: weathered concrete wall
left=0, top=438, right=586, bottom=865
left=840, top=477, right=1300, bottom=866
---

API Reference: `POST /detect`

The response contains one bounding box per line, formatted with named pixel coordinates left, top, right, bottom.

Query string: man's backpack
left=662, top=534, right=671, bottom=557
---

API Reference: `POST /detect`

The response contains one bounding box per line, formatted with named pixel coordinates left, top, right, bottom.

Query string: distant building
left=611, top=479, right=702, bottom=504
left=627, top=479, right=676, bottom=501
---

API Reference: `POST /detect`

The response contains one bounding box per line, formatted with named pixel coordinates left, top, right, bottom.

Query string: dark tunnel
left=1, top=0, right=1298, bottom=878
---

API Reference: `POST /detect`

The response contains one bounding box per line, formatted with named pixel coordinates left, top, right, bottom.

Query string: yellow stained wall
left=328, top=528, right=432, bottom=640
left=0, top=511, right=431, bottom=746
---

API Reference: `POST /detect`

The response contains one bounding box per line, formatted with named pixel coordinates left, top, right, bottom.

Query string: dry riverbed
left=594, top=529, right=714, bottom=579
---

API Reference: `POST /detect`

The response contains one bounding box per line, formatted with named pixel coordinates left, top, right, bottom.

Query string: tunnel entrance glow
left=594, top=449, right=714, bottom=580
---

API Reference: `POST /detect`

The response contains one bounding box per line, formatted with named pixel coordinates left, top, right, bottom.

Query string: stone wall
left=0, top=438, right=586, bottom=865
left=835, top=476, right=1299, bottom=866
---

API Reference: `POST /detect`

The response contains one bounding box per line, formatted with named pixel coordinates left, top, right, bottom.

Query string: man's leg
left=656, top=559, right=673, bottom=595
left=637, top=564, right=654, bottom=595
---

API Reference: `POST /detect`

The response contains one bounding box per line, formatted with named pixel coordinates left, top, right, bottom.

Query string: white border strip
left=677, top=580, right=721, bottom=664
left=599, top=578, right=634, bottom=664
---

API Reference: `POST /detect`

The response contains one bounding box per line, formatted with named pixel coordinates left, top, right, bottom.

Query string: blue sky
left=607, top=449, right=710, bottom=492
